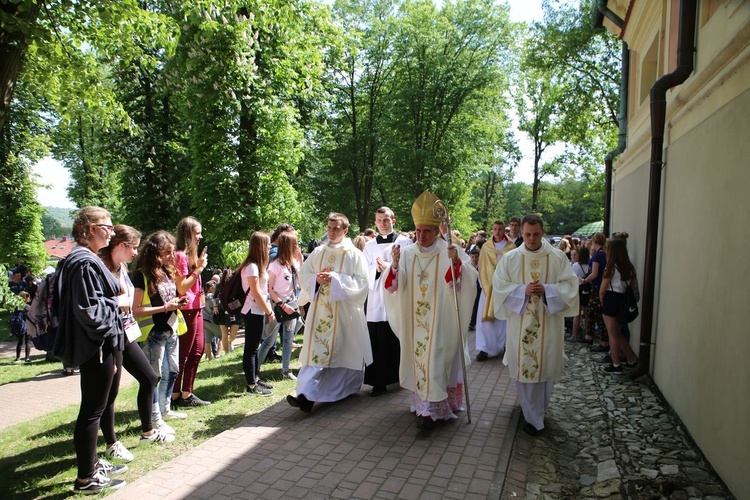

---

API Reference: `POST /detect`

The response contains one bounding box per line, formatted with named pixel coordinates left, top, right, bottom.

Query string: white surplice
left=492, top=238, right=579, bottom=383
left=296, top=238, right=372, bottom=402
left=492, top=238, right=578, bottom=429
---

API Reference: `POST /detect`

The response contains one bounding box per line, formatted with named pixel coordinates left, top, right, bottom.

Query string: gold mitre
left=411, top=190, right=442, bottom=226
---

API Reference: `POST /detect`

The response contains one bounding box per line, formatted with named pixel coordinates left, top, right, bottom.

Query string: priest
left=475, top=220, right=515, bottom=361
left=288, top=212, right=372, bottom=413
left=383, top=191, right=477, bottom=430
left=363, top=207, right=412, bottom=396
left=492, top=214, right=578, bottom=435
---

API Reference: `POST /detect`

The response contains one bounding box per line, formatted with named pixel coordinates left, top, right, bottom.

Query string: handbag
left=274, top=300, right=301, bottom=323
left=616, top=278, right=639, bottom=325
left=272, top=265, right=301, bottom=322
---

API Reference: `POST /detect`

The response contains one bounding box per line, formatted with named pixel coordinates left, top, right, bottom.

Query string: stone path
left=501, top=341, right=734, bottom=500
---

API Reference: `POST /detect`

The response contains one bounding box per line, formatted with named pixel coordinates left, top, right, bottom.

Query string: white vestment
left=363, top=232, right=413, bottom=322
left=492, top=239, right=578, bottom=429
left=492, top=239, right=579, bottom=383
left=297, top=238, right=372, bottom=401
left=476, top=238, right=515, bottom=356
left=383, top=239, right=477, bottom=406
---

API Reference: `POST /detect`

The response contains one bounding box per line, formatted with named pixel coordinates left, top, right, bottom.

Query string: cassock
left=492, top=238, right=578, bottom=430
left=296, top=238, right=372, bottom=403
left=383, top=238, right=478, bottom=421
left=476, top=236, right=515, bottom=357
left=363, top=232, right=413, bottom=389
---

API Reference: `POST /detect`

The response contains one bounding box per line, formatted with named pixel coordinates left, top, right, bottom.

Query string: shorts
left=224, top=312, right=242, bottom=327
left=602, top=291, right=624, bottom=317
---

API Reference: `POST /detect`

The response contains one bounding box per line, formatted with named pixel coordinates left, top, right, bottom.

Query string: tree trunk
left=0, top=2, right=42, bottom=132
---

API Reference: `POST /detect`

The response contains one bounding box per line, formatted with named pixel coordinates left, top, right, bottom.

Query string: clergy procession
left=283, top=190, right=580, bottom=437
left=21, top=194, right=631, bottom=496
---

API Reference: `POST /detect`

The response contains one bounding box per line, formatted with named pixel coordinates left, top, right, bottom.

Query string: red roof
left=44, top=237, right=77, bottom=260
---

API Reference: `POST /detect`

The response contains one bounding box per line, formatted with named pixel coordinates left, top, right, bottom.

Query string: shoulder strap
left=141, top=271, right=152, bottom=306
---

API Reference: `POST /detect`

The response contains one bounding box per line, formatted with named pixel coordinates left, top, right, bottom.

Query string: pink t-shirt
left=174, top=251, right=202, bottom=310
left=241, top=263, right=269, bottom=316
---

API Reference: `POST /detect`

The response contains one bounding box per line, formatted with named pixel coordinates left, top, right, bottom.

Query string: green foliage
left=0, top=77, right=50, bottom=274
left=221, top=240, right=248, bottom=270
left=1, top=0, right=618, bottom=258
left=319, top=0, right=517, bottom=234
left=0, top=266, right=27, bottom=311
left=41, top=212, right=65, bottom=239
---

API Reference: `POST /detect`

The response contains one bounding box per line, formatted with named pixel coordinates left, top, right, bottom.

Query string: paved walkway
left=0, top=332, right=734, bottom=499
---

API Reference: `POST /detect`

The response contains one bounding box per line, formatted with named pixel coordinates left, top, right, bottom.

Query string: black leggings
left=75, top=342, right=120, bottom=479
left=16, top=332, right=30, bottom=360
left=242, top=312, right=265, bottom=386
left=122, top=340, right=158, bottom=433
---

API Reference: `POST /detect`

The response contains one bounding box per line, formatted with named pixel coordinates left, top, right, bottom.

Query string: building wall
left=610, top=2, right=750, bottom=496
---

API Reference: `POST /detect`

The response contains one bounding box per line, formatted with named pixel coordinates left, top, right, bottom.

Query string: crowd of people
left=9, top=197, right=639, bottom=494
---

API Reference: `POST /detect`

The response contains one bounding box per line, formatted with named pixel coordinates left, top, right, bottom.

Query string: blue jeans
left=142, top=328, right=179, bottom=422
left=258, top=319, right=294, bottom=373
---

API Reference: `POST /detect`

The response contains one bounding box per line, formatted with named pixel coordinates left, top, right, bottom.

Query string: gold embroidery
left=412, top=253, right=437, bottom=393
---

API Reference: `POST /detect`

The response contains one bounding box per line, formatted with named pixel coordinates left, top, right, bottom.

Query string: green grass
left=0, top=355, right=66, bottom=385
left=0, top=342, right=302, bottom=499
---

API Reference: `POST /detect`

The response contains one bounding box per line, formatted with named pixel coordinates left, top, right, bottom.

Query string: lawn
left=0, top=340, right=302, bottom=499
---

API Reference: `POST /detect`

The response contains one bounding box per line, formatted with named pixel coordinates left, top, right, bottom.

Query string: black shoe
left=74, top=471, right=126, bottom=495
left=597, top=354, right=613, bottom=364
left=178, top=394, right=212, bottom=407
left=603, top=364, right=623, bottom=373
left=256, top=379, right=274, bottom=389
left=591, top=344, right=610, bottom=353
left=287, top=395, right=300, bottom=408
left=523, top=422, right=541, bottom=436
left=96, top=458, right=128, bottom=476
left=623, top=359, right=639, bottom=369
left=475, top=351, right=488, bottom=362
left=287, top=394, right=313, bottom=413
left=416, top=416, right=434, bottom=430
left=370, top=386, right=387, bottom=397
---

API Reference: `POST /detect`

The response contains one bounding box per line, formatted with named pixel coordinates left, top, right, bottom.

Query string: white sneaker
left=164, top=409, right=188, bottom=420
left=156, top=419, right=176, bottom=435
left=283, top=371, right=297, bottom=380
left=104, top=441, right=134, bottom=463
left=139, top=426, right=175, bottom=445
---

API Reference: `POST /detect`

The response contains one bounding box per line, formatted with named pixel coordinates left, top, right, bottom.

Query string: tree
left=41, top=211, right=65, bottom=238
left=513, top=65, right=568, bottom=212
left=171, top=0, right=331, bottom=243
left=382, top=0, right=517, bottom=233
left=0, top=0, right=42, bottom=132
left=0, top=62, right=50, bottom=273
left=470, top=133, right=520, bottom=230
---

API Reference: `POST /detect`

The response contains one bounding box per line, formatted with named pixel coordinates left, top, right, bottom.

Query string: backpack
left=25, top=258, right=65, bottom=349
left=9, top=309, right=26, bottom=337
left=616, top=278, right=639, bottom=325
left=219, top=271, right=249, bottom=314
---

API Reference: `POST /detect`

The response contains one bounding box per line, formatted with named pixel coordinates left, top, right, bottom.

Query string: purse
left=274, top=300, right=301, bottom=323
left=616, top=278, right=639, bottom=325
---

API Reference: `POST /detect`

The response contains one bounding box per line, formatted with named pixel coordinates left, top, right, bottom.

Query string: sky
left=33, top=0, right=547, bottom=209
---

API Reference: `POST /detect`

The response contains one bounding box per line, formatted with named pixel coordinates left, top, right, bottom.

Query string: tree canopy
left=0, top=0, right=621, bottom=271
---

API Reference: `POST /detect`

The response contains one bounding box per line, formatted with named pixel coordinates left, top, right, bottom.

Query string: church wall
left=651, top=86, right=750, bottom=499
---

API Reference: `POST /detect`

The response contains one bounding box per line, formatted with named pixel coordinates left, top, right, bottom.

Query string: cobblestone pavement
left=501, top=341, right=735, bottom=500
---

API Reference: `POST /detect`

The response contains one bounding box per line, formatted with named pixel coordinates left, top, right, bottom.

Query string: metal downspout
left=631, top=0, right=697, bottom=379
left=603, top=41, right=629, bottom=236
